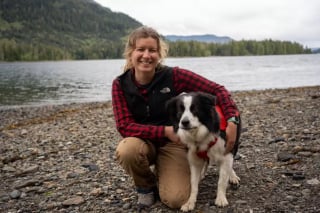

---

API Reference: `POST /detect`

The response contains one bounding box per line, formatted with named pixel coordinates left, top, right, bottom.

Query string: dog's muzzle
left=180, top=117, right=197, bottom=130
left=180, top=117, right=191, bottom=128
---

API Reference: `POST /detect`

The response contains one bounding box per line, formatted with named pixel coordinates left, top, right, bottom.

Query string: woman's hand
left=225, top=122, right=237, bottom=155
left=164, top=126, right=182, bottom=144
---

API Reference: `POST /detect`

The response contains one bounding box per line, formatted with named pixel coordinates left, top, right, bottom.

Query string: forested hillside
left=0, top=0, right=142, bottom=60
left=168, top=39, right=311, bottom=57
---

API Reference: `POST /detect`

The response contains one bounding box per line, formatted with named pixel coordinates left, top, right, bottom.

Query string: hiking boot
left=137, top=191, right=155, bottom=207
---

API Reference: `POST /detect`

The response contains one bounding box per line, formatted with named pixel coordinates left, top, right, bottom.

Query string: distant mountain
left=165, top=34, right=232, bottom=43
left=311, top=48, right=320, bottom=54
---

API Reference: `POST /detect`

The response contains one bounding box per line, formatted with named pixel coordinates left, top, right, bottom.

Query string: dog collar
left=196, top=137, right=218, bottom=160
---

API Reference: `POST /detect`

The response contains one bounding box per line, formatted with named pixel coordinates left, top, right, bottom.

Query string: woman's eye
left=135, top=48, right=157, bottom=53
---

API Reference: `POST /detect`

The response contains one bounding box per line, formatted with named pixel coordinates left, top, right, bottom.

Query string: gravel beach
left=1, top=86, right=320, bottom=213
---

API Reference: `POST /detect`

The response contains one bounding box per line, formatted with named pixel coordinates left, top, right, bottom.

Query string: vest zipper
left=146, top=105, right=150, bottom=117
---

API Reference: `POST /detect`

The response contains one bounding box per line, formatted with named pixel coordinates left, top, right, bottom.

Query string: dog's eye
left=190, top=104, right=196, bottom=113
left=179, top=103, right=185, bottom=111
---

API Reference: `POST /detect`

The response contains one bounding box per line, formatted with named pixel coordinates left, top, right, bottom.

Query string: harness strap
left=196, top=137, right=218, bottom=160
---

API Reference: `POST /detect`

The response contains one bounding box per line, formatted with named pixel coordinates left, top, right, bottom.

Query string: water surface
left=0, top=54, right=319, bottom=108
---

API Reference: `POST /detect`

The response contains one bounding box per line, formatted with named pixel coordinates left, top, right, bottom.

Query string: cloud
left=95, top=0, right=320, bottom=47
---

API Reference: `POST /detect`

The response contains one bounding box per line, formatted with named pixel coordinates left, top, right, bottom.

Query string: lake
left=0, top=54, right=319, bottom=108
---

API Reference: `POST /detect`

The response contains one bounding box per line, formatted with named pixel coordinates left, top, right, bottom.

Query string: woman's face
left=131, top=37, right=160, bottom=74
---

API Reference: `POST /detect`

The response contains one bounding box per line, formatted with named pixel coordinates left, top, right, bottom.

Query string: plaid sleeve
left=111, top=78, right=165, bottom=141
left=172, top=67, right=239, bottom=120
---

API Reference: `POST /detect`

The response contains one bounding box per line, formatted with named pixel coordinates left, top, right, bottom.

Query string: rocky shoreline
left=1, top=86, right=320, bottom=213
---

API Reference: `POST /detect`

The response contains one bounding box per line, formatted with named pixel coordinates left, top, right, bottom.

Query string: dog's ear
left=165, top=97, right=176, bottom=116
left=198, top=92, right=220, bottom=133
left=198, top=92, right=216, bottom=106
left=165, top=97, right=179, bottom=130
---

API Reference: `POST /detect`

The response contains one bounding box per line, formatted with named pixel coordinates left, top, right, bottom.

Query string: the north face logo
left=160, top=87, right=171, bottom=93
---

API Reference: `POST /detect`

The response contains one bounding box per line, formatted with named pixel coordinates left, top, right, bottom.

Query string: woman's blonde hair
left=123, top=26, right=168, bottom=71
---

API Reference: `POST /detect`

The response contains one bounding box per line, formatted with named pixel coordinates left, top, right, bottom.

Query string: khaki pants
left=116, top=137, right=190, bottom=209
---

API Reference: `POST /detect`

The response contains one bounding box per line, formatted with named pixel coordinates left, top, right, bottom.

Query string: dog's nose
left=181, top=117, right=190, bottom=127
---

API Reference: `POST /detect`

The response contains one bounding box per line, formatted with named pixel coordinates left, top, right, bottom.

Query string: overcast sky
left=95, top=0, right=320, bottom=48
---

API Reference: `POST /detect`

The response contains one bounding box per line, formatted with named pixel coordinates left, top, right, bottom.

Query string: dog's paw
left=229, top=174, right=240, bottom=185
left=215, top=195, right=229, bottom=207
left=180, top=200, right=195, bottom=212
left=229, top=169, right=240, bottom=185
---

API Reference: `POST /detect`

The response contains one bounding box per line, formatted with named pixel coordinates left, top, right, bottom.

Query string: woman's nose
left=142, top=50, right=151, bottom=57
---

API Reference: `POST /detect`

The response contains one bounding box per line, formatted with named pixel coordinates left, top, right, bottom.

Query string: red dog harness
left=196, top=137, right=218, bottom=160
left=196, top=106, right=226, bottom=160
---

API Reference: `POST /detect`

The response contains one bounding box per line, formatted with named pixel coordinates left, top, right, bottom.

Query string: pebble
left=9, top=190, right=21, bottom=199
left=90, top=188, right=103, bottom=196
left=14, top=179, right=42, bottom=189
left=301, top=189, right=311, bottom=197
left=277, top=152, right=296, bottom=162
left=16, top=165, right=39, bottom=176
left=307, top=178, right=320, bottom=185
left=82, top=163, right=100, bottom=172
left=62, top=196, right=85, bottom=206
left=297, top=151, right=313, bottom=157
left=2, top=165, right=16, bottom=172
left=292, top=173, right=305, bottom=180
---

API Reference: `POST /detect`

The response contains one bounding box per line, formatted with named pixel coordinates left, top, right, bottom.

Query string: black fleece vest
left=118, top=66, right=176, bottom=125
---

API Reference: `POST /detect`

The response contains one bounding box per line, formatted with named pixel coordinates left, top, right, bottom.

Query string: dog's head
left=166, top=92, right=220, bottom=134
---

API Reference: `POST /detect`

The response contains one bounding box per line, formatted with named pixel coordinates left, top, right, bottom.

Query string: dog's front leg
left=200, top=160, right=208, bottom=180
left=215, top=153, right=234, bottom=207
left=181, top=157, right=204, bottom=212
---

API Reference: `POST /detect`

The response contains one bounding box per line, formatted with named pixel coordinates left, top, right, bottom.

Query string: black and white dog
left=166, top=92, right=240, bottom=212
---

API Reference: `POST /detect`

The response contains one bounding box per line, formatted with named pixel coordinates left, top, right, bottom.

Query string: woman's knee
left=116, top=137, right=143, bottom=162
left=159, top=181, right=190, bottom=209
left=116, top=137, right=156, bottom=164
left=159, top=187, right=189, bottom=209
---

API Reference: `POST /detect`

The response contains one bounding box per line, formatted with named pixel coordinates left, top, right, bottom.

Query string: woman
left=111, top=26, right=241, bottom=210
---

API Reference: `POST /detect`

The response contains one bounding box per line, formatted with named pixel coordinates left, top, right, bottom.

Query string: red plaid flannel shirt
left=111, top=67, right=239, bottom=142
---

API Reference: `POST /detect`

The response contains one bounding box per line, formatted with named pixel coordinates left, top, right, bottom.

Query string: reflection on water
left=0, top=55, right=319, bottom=108
left=0, top=60, right=124, bottom=107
